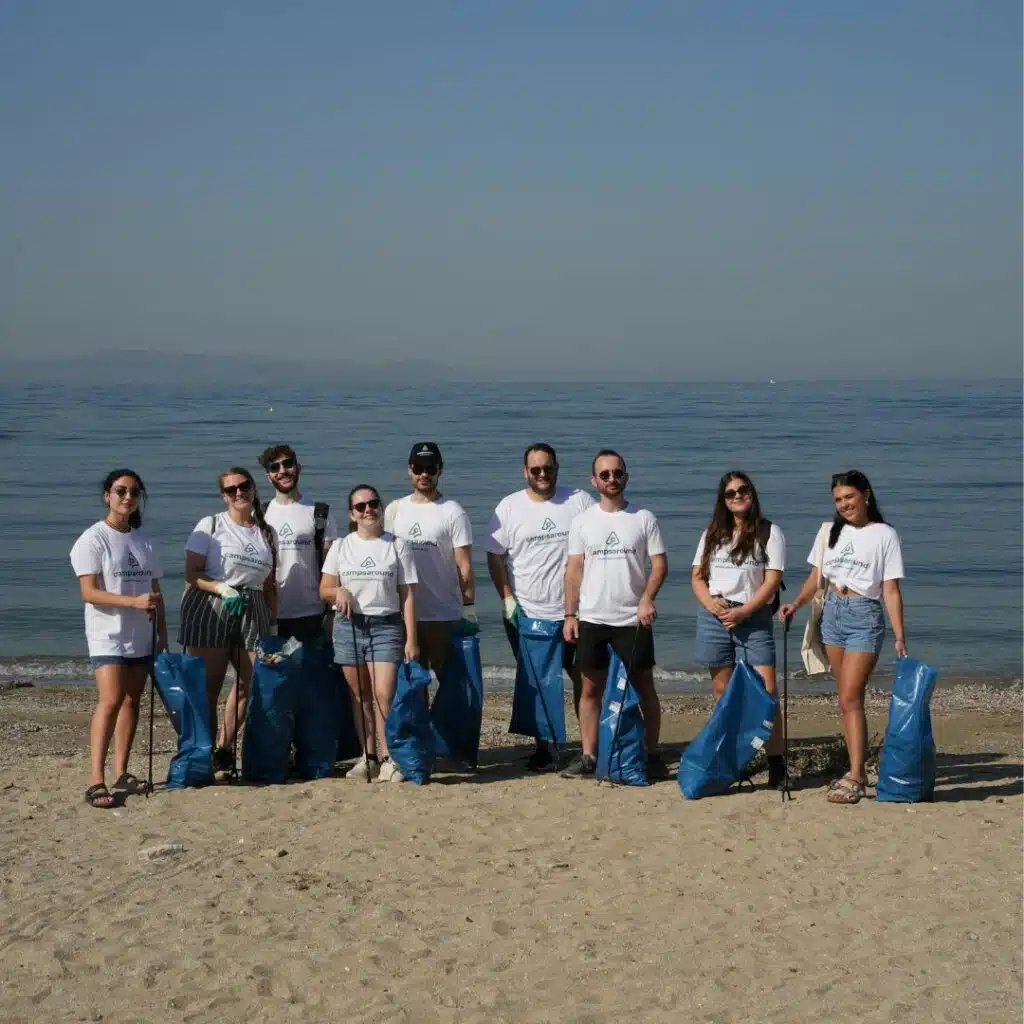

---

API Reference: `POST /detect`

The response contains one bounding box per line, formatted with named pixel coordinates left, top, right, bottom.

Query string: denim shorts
left=694, top=605, right=776, bottom=668
left=333, top=612, right=405, bottom=666
left=820, top=592, right=885, bottom=655
left=89, top=654, right=153, bottom=670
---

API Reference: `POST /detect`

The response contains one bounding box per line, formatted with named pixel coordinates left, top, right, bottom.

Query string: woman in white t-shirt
left=779, top=470, right=907, bottom=805
left=320, top=485, right=418, bottom=782
left=180, top=466, right=277, bottom=773
left=691, top=471, right=787, bottom=789
left=70, top=469, right=167, bottom=809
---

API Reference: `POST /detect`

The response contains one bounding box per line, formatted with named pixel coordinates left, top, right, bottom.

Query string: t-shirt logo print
left=408, top=522, right=423, bottom=539
left=278, top=523, right=294, bottom=539
left=360, top=556, right=376, bottom=569
left=244, top=543, right=259, bottom=555
left=126, top=552, right=140, bottom=569
left=541, top=517, right=557, bottom=532
left=839, top=542, right=855, bottom=557
left=605, top=531, right=620, bottom=546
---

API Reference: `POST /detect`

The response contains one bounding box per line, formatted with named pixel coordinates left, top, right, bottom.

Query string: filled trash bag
left=596, top=649, right=647, bottom=786
left=431, top=632, right=484, bottom=767
left=385, top=660, right=434, bottom=784
left=509, top=616, right=567, bottom=743
left=293, top=640, right=342, bottom=780
left=679, top=661, right=777, bottom=799
left=877, top=657, right=940, bottom=803
left=152, top=651, right=215, bottom=789
left=242, top=637, right=300, bottom=784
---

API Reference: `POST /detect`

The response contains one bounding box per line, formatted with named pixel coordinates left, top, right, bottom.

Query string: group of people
left=70, top=441, right=906, bottom=810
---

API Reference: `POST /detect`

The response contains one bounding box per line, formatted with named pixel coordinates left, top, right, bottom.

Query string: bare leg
left=371, top=662, right=398, bottom=759
left=342, top=663, right=377, bottom=758
left=709, top=665, right=732, bottom=699
left=632, top=668, right=661, bottom=750
left=189, top=647, right=229, bottom=742
left=754, top=664, right=784, bottom=756
left=577, top=670, right=606, bottom=757
left=90, top=665, right=127, bottom=788
left=111, top=664, right=150, bottom=777
left=220, top=649, right=254, bottom=750
left=835, top=649, right=878, bottom=782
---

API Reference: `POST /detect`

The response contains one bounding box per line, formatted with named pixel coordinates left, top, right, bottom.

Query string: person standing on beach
left=778, top=470, right=906, bottom=806
left=691, top=471, right=787, bottom=789
left=179, top=467, right=277, bottom=774
left=486, top=443, right=594, bottom=771
left=384, top=443, right=476, bottom=680
left=71, top=469, right=167, bottom=808
left=561, top=450, right=669, bottom=780
left=259, top=444, right=338, bottom=643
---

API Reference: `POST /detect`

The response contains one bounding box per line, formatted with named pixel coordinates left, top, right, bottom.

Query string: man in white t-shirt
left=259, top=443, right=339, bottom=643
left=384, top=442, right=475, bottom=678
left=486, top=442, right=595, bottom=771
left=562, top=449, right=669, bottom=780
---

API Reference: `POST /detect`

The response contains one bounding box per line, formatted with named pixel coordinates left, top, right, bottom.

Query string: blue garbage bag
left=293, top=641, right=342, bottom=780
left=152, top=651, right=215, bottom=789
left=877, top=657, right=940, bottom=803
left=679, top=661, right=777, bottom=799
left=431, top=633, right=484, bottom=767
left=596, top=649, right=647, bottom=786
left=385, top=660, right=434, bottom=784
left=242, top=637, right=299, bottom=784
left=510, top=617, right=567, bottom=743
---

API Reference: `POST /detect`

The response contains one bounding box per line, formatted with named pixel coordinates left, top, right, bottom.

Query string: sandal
left=826, top=775, right=866, bottom=805
left=84, top=783, right=120, bottom=809
left=112, top=772, right=149, bottom=796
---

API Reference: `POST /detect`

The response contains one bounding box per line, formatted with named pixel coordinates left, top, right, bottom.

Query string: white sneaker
left=377, top=758, right=405, bottom=783
left=346, top=755, right=379, bottom=780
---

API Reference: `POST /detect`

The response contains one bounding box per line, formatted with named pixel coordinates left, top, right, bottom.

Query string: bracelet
left=565, top=612, right=578, bottom=618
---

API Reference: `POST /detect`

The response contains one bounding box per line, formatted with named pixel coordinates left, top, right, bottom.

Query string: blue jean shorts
left=333, top=612, right=405, bottom=666
left=89, top=654, right=153, bottom=670
left=820, top=592, right=885, bottom=655
left=695, top=605, right=776, bottom=668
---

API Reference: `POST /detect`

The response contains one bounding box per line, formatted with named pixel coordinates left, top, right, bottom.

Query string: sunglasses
left=222, top=481, right=253, bottom=497
left=724, top=486, right=752, bottom=500
left=111, top=485, right=142, bottom=498
left=597, top=468, right=626, bottom=482
left=268, top=457, right=296, bottom=474
left=410, top=462, right=439, bottom=476
left=350, top=499, right=382, bottom=513
left=529, top=464, right=557, bottom=477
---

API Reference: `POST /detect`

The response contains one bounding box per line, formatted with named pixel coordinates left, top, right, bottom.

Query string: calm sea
left=0, top=378, right=1020, bottom=689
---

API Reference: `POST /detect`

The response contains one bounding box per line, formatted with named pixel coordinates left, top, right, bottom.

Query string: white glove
left=502, top=596, right=521, bottom=623
left=459, top=603, right=480, bottom=635
left=215, top=583, right=240, bottom=599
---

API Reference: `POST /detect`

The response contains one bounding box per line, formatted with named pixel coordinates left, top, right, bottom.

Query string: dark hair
left=102, top=468, right=146, bottom=529
left=258, top=444, right=296, bottom=470
left=698, top=471, right=767, bottom=583
left=524, top=443, right=558, bottom=466
left=829, top=469, right=885, bottom=547
left=218, top=466, right=277, bottom=572
left=347, top=483, right=382, bottom=533
left=591, top=449, right=626, bottom=476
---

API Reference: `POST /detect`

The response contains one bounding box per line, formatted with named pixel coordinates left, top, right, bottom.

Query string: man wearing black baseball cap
left=384, top=442, right=476, bottom=680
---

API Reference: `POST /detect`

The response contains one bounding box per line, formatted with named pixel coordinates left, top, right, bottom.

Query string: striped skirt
left=178, top=586, right=272, bottom=652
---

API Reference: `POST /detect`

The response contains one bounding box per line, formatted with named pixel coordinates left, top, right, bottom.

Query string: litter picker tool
left=146, top=612, right=157, bottom=797
left=350, top=614, right=376, bottom=784
left=781, top=618, right=792, bottom=802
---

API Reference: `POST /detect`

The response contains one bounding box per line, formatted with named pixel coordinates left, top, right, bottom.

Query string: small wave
left=0, top=656, right=93, bottom=682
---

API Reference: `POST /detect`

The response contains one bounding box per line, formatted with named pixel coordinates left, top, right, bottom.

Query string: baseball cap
left=408, top=441, right=443, bottom=465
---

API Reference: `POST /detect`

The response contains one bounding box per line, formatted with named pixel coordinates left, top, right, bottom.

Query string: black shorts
left=503, top=619, right=576, bottom=674
left=277, top=613, right=328, bottom=644
left=576, top=621, right=655, bottom=675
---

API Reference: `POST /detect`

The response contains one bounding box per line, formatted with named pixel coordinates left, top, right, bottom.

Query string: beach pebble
left=261, top=848, right=288, bottom=859
left=138, top=843, right=186, bottom=861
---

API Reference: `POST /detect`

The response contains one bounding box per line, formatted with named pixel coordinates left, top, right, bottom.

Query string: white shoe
left=377, top=758, right=405, bottom=783
left=346, top=755, right=379, bottom=780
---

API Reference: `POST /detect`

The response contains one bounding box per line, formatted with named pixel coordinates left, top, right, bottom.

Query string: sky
left=0, top=2, right=1020, bottom=380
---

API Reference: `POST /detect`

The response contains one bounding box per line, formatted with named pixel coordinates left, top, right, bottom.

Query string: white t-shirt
left=323, top=532, right=417, bottom=616
left=384, top=495, right=472, bottom=621
left=486, top=486, right=595, bottom=620
left=692, top=523, right=786, bottom=605
left=264, top=499, right=339, bottom=619
left=70, top=521, right=164, bottom=657
left=808, top=521, right=905, bottom=601
left=185, top=513, right=274, bottom=589
left=567, top=503, right=666, bottom=628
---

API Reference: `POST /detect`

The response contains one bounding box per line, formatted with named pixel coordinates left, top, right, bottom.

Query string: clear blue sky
left=1, top=2, right=1020, bottom=379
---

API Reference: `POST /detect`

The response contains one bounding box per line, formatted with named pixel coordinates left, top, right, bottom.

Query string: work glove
left=459, top=603, right=480, bottom=636
left=502, top=596, right=521, bottom=625
left=215, top=583, right=245, bottom=618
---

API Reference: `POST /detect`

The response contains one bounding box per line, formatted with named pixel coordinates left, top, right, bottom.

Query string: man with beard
left=259, top=444, right=339, bottom=643
left=486, top=443, right=594, bottom=771
left=561, top=449, right=670, bottom=780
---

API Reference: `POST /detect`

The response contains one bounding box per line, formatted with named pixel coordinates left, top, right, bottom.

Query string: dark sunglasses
left=529, top=464, right=557, bottom=477
left=222, top=481, right=253, bottom=497
left=597, top=468, right=626, bottom=481
left=724, top=486, right=752, bottom=500
left=410, top=462, right=439, bottom=476
left=111, top=485, right=142, bottom=498
left=351, top=499, right=382, bottom=513
left=268, top=457, right=296, bottom=474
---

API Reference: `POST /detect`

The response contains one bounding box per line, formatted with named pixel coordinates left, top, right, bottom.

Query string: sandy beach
left=1, top=683, right=1021, bottom=1024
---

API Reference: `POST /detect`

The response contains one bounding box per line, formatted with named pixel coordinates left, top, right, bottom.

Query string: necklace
left=105, top=516, right=130, bottom=534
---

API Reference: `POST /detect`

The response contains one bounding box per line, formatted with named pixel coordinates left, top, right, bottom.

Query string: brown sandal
left=826, top=776, right=866, bottom=804
left=84, top=783, right=120, bottom=809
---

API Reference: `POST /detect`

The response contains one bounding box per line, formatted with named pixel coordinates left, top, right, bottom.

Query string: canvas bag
left=801, top=522, right=831, bottom=676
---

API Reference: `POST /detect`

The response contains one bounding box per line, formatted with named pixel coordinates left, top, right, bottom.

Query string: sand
left=0, top=684, right=1021, bottom=1024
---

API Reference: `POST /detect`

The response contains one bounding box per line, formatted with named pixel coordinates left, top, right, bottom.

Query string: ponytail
left=251, top=492, right=278, bottom=577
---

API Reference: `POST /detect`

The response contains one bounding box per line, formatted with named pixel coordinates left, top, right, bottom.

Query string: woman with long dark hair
left=320, top=485, right=418, bottom=782
left=71, top=470, right=167, bottom=808
left=778, top=470, right=906, bottom=805
left=691, top=471, right=786, bottom=788
left=180, top=466, right=277, bottom=773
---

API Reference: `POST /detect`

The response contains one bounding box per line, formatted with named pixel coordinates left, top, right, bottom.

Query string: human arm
left=77, top=574, right=162, bottom=613
left=638, top=552, right=668, bottom=627
left=486, top=552, right=520, bottom=622
left=319, top=572, right=352, bottom=618
left=454, top=545, right=475, bottom=605
left=690, top=566, right=732, bottom=618
left=719, top=569, right=782, bottom=629
left=882, top=578, right=907, bottom=657
left=776, top=568, right=820, bottom=622
left=400, top=583, right=419, bottom=662
left=563, top=553, right=584, bottom=642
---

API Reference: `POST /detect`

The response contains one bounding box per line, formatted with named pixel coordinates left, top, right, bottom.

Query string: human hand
left=777, top=603, right=797, bottom=624
left=404, top=639, right=419, bottom=663
left=502, top=596, right=520, bottom=624
left=133, top=591, right=162, bottom=613
left=706, top=597, right=731, bottom=618
left=563, top=616, right=579, bottom=643
left=460, top=604, right=480, bottom=636
left=719, top=605, right=748, bottom=630
left=895, top=638, right=908, bottom=658
left=637, top=596, right=657, bottom=627
left=334, top=588, right=353, bottom=618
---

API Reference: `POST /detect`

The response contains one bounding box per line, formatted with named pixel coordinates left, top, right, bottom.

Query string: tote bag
left=801, top=522, right=831, bottom=676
